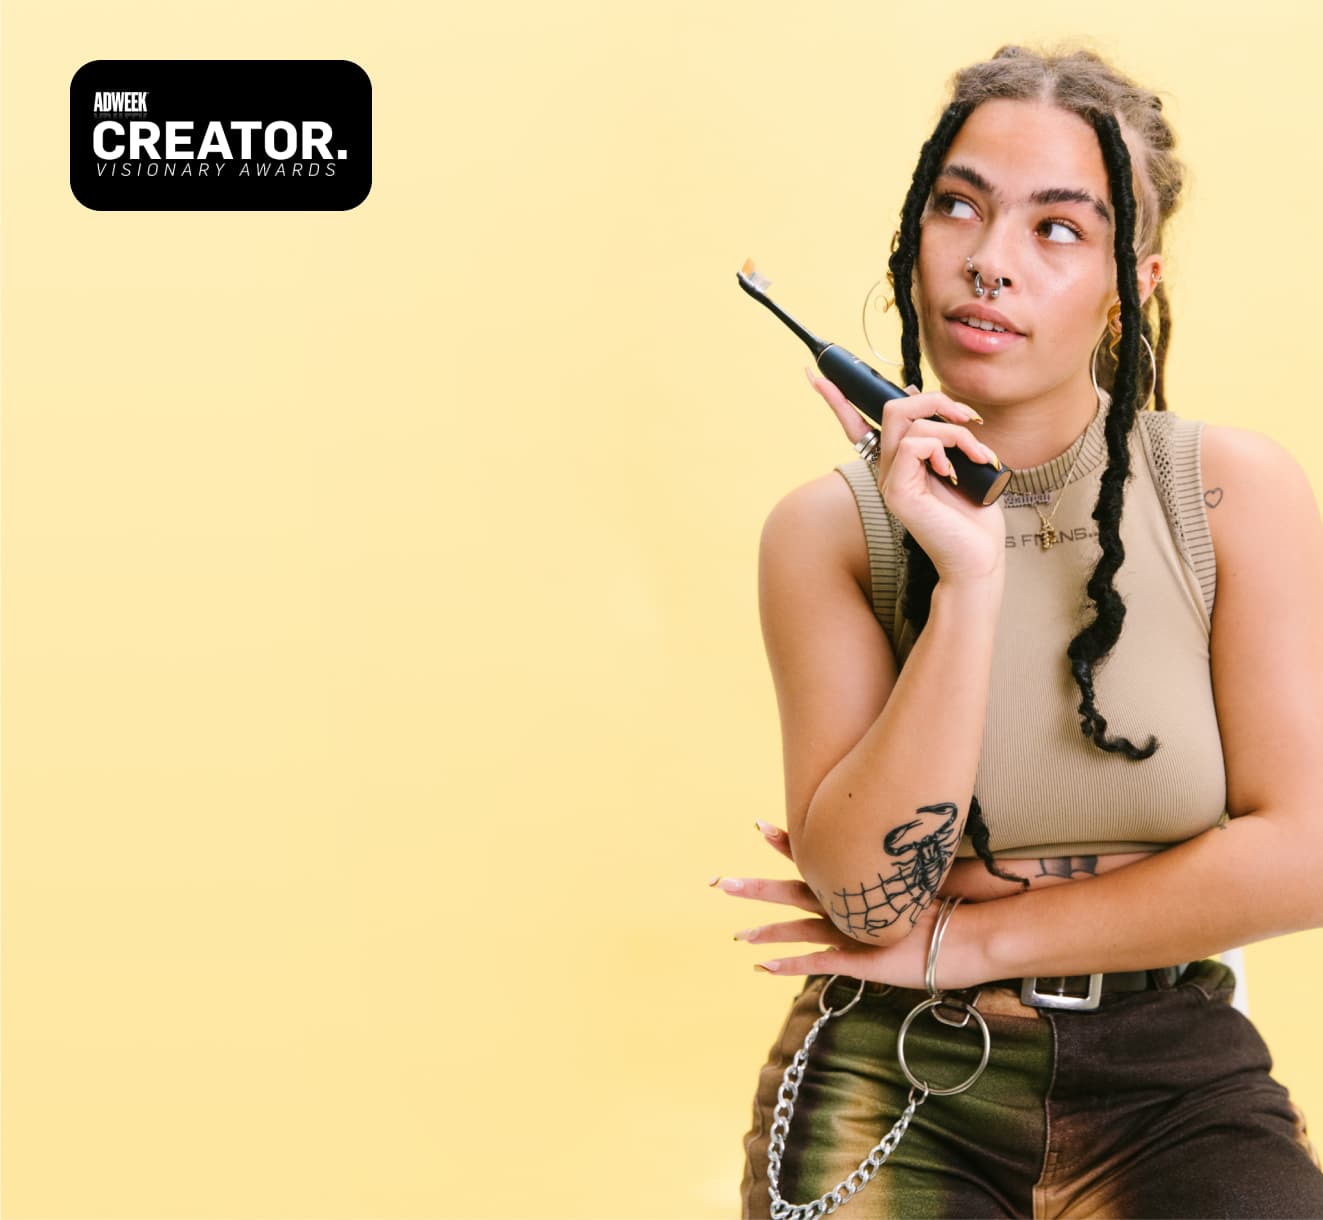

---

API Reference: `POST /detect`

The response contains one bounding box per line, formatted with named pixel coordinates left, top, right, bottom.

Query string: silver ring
left=971, top=265, right=1007, bottom=300
left=895, top=997, right=991, bottom=1096
left=853, top=430, right=880, bottom=463
left=818, top=974, right=867, bottom=1018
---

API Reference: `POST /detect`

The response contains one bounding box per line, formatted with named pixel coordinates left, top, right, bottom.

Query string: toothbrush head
left=738, top=257, right=771, bottom=294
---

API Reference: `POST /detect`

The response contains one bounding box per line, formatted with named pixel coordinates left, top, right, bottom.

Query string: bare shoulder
left=1199, top=421, right=1305, bottom=487
left=1199, top=423, right=1319, bottom=563
left=760, top=468, right=873, bottom=601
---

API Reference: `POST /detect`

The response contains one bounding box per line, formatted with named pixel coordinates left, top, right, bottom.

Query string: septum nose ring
left=965, top=256, right=1007, bottom=300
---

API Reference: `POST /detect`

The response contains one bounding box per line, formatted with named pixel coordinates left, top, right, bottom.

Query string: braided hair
left=884, top=47, right=1186, bottom=886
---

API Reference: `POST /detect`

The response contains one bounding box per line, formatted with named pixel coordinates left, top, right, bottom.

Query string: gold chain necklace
left=1030, top=419, right=1094, bottom=552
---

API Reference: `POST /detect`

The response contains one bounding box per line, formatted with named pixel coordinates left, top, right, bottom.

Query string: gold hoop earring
left=1091, top=331, right=1157, bottom=409
left=861, top=278, right=903, bottom=368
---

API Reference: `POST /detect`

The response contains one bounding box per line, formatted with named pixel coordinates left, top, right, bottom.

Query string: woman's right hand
left=807, top=369, right=1006, bottom=585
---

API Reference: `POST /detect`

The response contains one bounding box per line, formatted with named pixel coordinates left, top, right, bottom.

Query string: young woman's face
left=914, top=98, right=1155, bottom=410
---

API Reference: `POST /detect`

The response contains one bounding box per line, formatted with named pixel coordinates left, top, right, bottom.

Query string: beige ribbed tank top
left=835, top=400, right=1227, bottom=858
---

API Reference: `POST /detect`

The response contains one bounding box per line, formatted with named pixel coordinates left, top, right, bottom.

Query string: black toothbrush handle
left=815, top=345, right=1011, bottom=507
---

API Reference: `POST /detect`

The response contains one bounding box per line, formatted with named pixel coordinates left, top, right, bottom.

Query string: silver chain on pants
left=765, top=976, right=927, bottom=1220
left=765, top=899, right=990, bottom=1219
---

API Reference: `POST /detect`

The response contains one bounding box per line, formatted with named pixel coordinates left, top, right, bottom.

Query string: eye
left=1038, top=218, right=1083, bottom=244
left=933, top=193, right=977, bottom=220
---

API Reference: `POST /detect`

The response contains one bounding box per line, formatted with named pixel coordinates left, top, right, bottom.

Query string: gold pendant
left=1036, top=524, right=1058, bottom=551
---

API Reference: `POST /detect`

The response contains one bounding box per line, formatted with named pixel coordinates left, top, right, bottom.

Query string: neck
left=938, top=367, right=1103, bottom=470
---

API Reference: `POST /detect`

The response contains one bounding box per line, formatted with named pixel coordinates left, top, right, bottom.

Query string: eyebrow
left=938, top=162, right=1112, bottom=225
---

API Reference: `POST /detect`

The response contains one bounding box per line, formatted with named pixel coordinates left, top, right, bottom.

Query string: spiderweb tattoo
left=830, top=802, right=960, bottom=936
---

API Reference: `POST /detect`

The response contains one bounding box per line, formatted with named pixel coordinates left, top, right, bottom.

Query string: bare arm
left=796, top=574, right=1003, bottom=941
left=758, top=472, right=1004, bottom=949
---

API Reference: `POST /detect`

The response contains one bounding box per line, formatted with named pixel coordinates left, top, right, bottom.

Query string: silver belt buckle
left=1020, top=974, right=1103, bottom=1011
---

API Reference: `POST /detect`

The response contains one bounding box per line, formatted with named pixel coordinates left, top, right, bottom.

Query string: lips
left=942, top=303, right=1027, bottom=354
left=946, top=304, right=1025, bottom=335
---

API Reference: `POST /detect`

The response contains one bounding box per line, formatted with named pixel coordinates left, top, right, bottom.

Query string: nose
left=966, top=224, right=1017, bottom=296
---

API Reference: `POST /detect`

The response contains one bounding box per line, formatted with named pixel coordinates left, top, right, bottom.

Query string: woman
left=718, top=45, right=1323, bottom=1219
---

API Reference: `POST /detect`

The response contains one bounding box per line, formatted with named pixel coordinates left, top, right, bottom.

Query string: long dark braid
left=1153, top=282, right=1172, bottom=411
left=1068, top=112, right=1158, bottom=759
left=882, top=48, right=1185, bottom=886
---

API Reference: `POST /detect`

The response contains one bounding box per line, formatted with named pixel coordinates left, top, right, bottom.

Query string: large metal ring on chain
left=895, top=996, right=991, bottom=1096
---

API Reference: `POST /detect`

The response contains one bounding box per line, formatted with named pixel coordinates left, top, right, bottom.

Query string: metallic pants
left=740, top=960, right=1323, bottom=1218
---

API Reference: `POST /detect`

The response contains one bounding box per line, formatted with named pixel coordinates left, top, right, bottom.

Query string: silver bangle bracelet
left=925, top=895, right=964, bottom=996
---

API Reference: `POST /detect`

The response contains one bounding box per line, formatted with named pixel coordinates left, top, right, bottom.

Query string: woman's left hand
left=712, top=821, right=946, bottom=991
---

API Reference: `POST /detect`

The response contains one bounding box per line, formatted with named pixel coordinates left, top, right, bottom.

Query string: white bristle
left=745, top=267, right=771, bottom=292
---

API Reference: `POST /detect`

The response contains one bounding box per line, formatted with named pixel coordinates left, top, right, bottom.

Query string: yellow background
left=5, top=1, right=1322, bottom=1216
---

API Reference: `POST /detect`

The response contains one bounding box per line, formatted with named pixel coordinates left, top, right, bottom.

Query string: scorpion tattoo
left=830, top=801, right=960, bottom=937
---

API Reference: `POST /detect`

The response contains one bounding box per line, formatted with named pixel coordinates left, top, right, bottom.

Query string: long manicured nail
left=983, top=446, right=999, bottom=467
left=904, top=384, right=919, bottom=395
left=734, top=927, right=760, bottom=942
left=804, top=366, right=818, bottom=388
left=754, top=961, right=780, bottom=973
left=708, top=875, right=721, bottom=886
left=969, top=411, right=985, bottom=424
left=717, top=878, right=744, bottom=894
left=754, top=819, right=780, bottom=838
